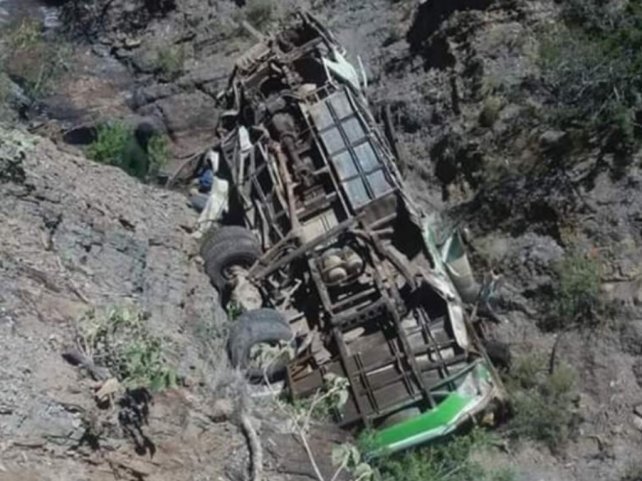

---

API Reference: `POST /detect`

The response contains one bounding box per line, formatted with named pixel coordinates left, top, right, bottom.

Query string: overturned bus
left=169, top=10, right=508, bottom=455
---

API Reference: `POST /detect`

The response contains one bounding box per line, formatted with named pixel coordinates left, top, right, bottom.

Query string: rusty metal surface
left=196, top=9, right=504, bottom=431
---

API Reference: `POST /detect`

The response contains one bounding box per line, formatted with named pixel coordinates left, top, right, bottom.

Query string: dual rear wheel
left=201, top=226, right=293, bottom=381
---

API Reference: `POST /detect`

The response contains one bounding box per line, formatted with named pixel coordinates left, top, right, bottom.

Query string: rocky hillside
left=0, top=128, right=346, bottom=481
left=1, top=0, right=642, bottom=480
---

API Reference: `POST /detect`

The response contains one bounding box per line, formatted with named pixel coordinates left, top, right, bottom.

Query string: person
left=189, top=155, right=215, bottom=212
left=192, top=150, right=229, bottom=238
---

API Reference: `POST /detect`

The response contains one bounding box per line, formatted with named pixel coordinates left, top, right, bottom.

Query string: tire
left=483, top=339, right=512, bottom=371
left=201, top=226, right=261, bottom=290
left=200, top=225, right=259, bottom=258
left=227, top=308, right=293, bottom=382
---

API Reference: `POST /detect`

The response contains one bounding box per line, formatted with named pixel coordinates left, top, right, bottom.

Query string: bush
left=546, top=250, right=602, bottom=329
left=233, top=0, right=281, bottom=36
left=621, top=464, right=642, bottom=481
left=367, top=429, right=515, bottom=481
left=153, top=45, right=185, bottom=81
left=479, top=96, right=504, bottom=128
left=506, top=354, right=579, bottom=451
left=245, top=0, right=277, bottom=28
left=86, top=122, right=131, bottom=166
left=540, top=0, right=642, bottom=153
left=86, top=122, right=169, bottom=180
left=1, top=19, right=70, bottom=99
left=76, top=307, right=177, bottom=391
left=147, top=132, right=170, bottom=171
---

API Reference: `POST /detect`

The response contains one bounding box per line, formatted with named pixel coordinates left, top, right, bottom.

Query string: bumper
left=369, top=360, right=499, bottom=456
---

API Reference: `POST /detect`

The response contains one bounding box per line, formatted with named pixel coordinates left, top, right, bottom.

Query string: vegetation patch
left=288, top=373, right=349, bottom=422
left=76, top=306, right=177, bottom=392
left=0, top=19, right=70, bottom=99
left=540, top=0, right=642, bottom=155
left=86, top=122, right=169, bottom=180
left=505, top=353, right=579, bottom=451
left=233, top=0, right=284, bottom=36
left=544, top=249, right=602, bottom=330
left=354, top=428, right=515, bottom=481
left=245, top=0, right=278, bottom=28
left=153, top=44, right=185, bottom=81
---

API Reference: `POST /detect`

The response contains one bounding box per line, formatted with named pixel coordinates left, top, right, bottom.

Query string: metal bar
left=339, top=360, right=481, bottom=427
left=354, top=352, right=379, bottom=415
left=273, top=143, right=301, bottom=235
left=300, top=95, right=351, bottom=218
left=349, top=343, right=462, bottom=385
left=415, top=308, right=456, bottom=391
left=333, top=327, right=371, bottom=428
left=308, top=255, right=333, bottom=315
left=368, top=247, right=435, bottom=408
left=387, top=334, right=417, bottom=405
left=331, top=286, right=377, bottom=311
left=249, top=215, right=360, bottom=279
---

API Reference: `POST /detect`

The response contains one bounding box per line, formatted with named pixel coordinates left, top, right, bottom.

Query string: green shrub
left=1, top=19, right=70, bottom=98
left=369, top=429, right=515, bottom=481
left=245, top=0, right=277, bottom=28
left=147, top=133, right=170, bottom=171
left=548, top=250, right=602, bottom=329
left=540, top=0, right=642, bottom=153
left=479, top=96, right=504, bottom=128
left=153, top=45, right=185, bottom=81
left=621, top=464, right=642, bottom=481
left=86, top=122, right=131, bottom=166
left=76, top=306, right=177, bottom=391
left=233, top=0, right=281, bottom=36
left=87, top=123, right=169, bottom=180
left=506, top=354, right=579, bottom=451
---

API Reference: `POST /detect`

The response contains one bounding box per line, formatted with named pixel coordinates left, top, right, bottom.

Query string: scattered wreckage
left=169, top=11, right=508, bottom=455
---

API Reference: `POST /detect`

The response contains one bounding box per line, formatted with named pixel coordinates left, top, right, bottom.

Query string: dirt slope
left=0, top=127, right=345, bottom=481
left=3, top=0, right=642, bottom=480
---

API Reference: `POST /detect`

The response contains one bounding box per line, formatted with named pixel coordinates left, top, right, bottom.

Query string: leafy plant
left=540, top=0, right=642, bottom=154
left=372, top=429, right=515, bottom=481
left=153, top=45, right=185, bottom=81
left=547, top=250, right=602, bottom=329
left=87, top=123, right=168, bottom=180
left=147, top=133, right=170, bottom=171
left=1, top=19, right=70, bottom=98
left=506, top=354, right=579, bottom=450
left=245, top=0, right=277, bottom=28
left=86, top=122, right=131, bottom=166
left=621, top=464, right=642, bottom=481
left=332, top=443, right=375, bottom=481
left=226, top=300, right=245, bottom=321
left=288, top=373, right=350, bottom=422
left=479, top=96, right=504, bottom=128
left=76, top=306, right=177, bottom=392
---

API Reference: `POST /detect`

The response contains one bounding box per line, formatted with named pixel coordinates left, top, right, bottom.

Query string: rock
left=0, top=126, right=226, bottom=461
left=620, top=319, right=642, bottom=355
left=633, top=415, right=642, bottom=432
left=633, top=359, right=642, bottom=388
left=602, top=280, right=642, bottom=306
left=138, top=92, right=219, bottom=150
left=539, top=129, right=569, bottom=154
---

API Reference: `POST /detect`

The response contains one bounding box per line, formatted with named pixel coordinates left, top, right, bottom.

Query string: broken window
left=309, top=89, right=394, bottom=209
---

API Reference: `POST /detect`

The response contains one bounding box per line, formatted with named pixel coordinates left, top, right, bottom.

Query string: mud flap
left=322, top=49, right=362, bottom=92
left=421, top=216, right=480, bottom=304
left=441, top=231, right=480, bottom=304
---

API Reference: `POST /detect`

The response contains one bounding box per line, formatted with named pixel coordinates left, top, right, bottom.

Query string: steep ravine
left=2, top=0, right=642, bottom=480
left=0, top=128, right=346, bottom=481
